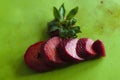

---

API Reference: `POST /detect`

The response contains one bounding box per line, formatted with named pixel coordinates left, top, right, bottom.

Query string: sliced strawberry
left=24, top=41, right=52, bottom=72
left=76, top=38, right=96, bottom=60
left=92, top=40, right=106, bottom=57
left=58, top=38, right=84, bottom=63
left=43, top=37, right=66, bottom=67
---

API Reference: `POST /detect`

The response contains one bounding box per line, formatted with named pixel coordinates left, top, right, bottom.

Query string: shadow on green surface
left=14, top=55, right=53, bottom=78
left=14, top=55, right=104, bottom=78
left=14, top=56, right=37, bottom=77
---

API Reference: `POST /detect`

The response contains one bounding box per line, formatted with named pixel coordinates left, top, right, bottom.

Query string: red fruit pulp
left=76, top=38, right=96, bottom=60
left=92, top=40, right=106, bottom=57
left=43, top=37, right=65, bottom=67
left=24, top=41, right=52, bottom=72
left=58, top=38, right=84, bottom=62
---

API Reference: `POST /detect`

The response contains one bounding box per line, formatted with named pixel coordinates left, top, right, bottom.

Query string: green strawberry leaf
left=72, top=26, right=81, bottom=33
left=59, top=3, right=65, bottom=20
left=53, top=7, right=60, bottom=20
left=66, top=7, right=78, bottom=20
left=71, top=18, right=77, bottom=25
left=69, top=29, right=75, bottom=36
left=49, top=26, right=59, bottom=32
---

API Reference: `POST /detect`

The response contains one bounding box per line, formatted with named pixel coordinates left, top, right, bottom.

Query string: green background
left=0, top=0, right=120, bottom=80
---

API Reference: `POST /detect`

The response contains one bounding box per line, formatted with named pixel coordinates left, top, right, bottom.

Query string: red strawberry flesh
left=92, top=40, right=106, bottom=57
left=65, top=39, right=84, bottom=60
left=43, top=37, right=65, bottom=67
left=58, top=38, right=84, bottom=62
left=76, top=38, right=96, bottom=60
left=24, top=41, right=52, bottom=72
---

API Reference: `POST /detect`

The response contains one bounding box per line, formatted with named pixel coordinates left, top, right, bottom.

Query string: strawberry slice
left=24, top=41, right=52, bottom=72
left=92, top=40, right=106, bottom=57
left=43, top=37, right=66, bottom=67
left=58, top=38, right=84, bottom=63
left=76, top=38, right=96, bottom=60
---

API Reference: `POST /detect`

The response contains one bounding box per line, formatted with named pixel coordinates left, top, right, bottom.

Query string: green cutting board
left=0, top=0, right=120, bottom=80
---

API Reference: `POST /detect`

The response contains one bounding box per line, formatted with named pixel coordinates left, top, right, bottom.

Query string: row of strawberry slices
left=24, top=37, right=105, bottom=72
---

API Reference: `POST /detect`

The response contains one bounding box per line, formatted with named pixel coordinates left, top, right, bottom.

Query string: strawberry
left=76, top=38, right=96, bottom=60
left=92, top=40, right=106, bottom=57
left=24, top=41, right=52, bottom=72
left=24, top=3, right=106, bottom=72
left=58, top=38, right=84, bottom=63
left=43, top=37, right=66, bottom=67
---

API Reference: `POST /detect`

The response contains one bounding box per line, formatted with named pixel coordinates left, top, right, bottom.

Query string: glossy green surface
left=0, top=0, right=120, bottom=80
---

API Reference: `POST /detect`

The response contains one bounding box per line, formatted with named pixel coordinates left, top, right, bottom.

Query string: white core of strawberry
left=65, top=39, right=84, bottom=60
left=86, top=39, right=96, bottom=55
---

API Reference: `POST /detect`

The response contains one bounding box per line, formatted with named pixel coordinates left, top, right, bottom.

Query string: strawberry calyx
left=48, top=3, right=81, bottom=38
